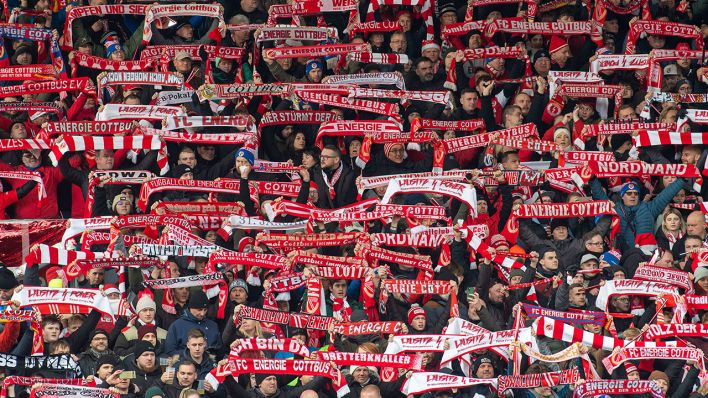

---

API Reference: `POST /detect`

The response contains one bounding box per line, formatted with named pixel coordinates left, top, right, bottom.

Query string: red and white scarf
left=441, top=328, right=520, bottom=365
left=402, top=373, right=497, bottom=395
left=208, top=251, right=286, bottom=272
left=256, top=26, right=335, bottom=43
left=316, top=120, right=401, bottom=147
left=533, top=316, right=678, bottom=351
left=634, top=263, right=693, bottom=294
left=0, top=64, right=56, bottom=81
left=484, top=19, right=597, bottom=39
left=97, top=71, right=183, bottom=103
left=346, top=52, right=409, bottom=65
left=322, top=72, right=405, bottom=89
left=63, top=4, right=147, bottom=50
left=259, top=110, right=338, bottom=127
left=264, top=43, right=368, bottom=59
left=71, top=52, right=154, bottom=76
left=595, top=279, right=679, bottom=312
left=625, top=20, right=703, bottom=55
left=256, top=232, right=362, bottom=250
left=229, top=338, right=311, bottom=359
left=24, top=244, right=105, bottom=267
left=0, top=78, right=92, bottom=98
left=573, top=380, right=663, bottom=398
left=29, top=384, right=116, bottom=398
left=95, top=104, right=184, bottom=121
left=410, top=117, right=485, bottom=133
left=42, top=121, right=135, bottom=136
left=0, top=309, right=43, bottom=355
left=502, top=201, right=617, bottom=243
left=603, top=346, right=703, bottom=373
left=142, top=3, right=223, bottom=46
left=644, top=323, right=708, bottom=339
left=1, top=377, right=93, bottom=398
left=0, top=171, right=45, bottom=203
left=381, top=178, right=477, bottom=216
left=12, top=286, right=114, bottom=319
left=48, top=134, right=169, bottom=175
left=137, top=178, right=243, bottom=212
left=297, top=91, right=399, bottom=119
left=498, top=369, right=579, bottom=394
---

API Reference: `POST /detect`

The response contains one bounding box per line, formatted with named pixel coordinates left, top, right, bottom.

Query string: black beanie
left=472, top=354, right=494, bottom=375
left=95, top=354, right=119, bottom=372
left=189, top=290, right=209, bottom=309
left=0, top=266, right=18, bottom=290
left=550, top=218, right=569, bottom=232
left=89, top=329, right=109, bottom=342
left=134, top=340, right=156, bottom=358
left=254, top=373, right=270, bottom=386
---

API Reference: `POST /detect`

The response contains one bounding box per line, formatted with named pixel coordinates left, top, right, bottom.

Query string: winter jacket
left=0, top=162, right=64, bottom=219
left=78, top=349, right=117, bottom=377
left=310, top=163, right=358, bottom=209
left=177, top=348, right=215, bottom=380
left=518, top=215, right=611, bottom=272
left=589, top=177, right=688, bottom=251
left=113, top=323, right=168, bottom=356
left=122, top=356, right=162, bottom=393
left=223, top=374, right=326, bottom=398
left=164, top=309, right=222, bottom=355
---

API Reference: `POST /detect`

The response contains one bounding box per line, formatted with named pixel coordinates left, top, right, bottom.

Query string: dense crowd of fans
left=0, top=0, right=706, bottom=397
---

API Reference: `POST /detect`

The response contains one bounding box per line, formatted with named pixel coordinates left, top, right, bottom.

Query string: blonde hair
left=239, top=319, right=264, bottom=338
left=179, top=389, right=200, bottom=398
left=661, top=207, right=685, bottom=235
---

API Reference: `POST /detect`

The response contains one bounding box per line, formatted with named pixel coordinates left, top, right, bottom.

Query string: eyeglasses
left=388, top=148, right=405, bottom=154
left=587, top=241, right=603, bottom=246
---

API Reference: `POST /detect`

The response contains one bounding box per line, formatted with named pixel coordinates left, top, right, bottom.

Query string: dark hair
left=413, top=57, right=432, bottom=69
left=498, top=150, right=519, bottom=164
left=321, top=145, right=341, bottom=158
left=177, top=359, right=198, bottom=371
left=42, top=315, right=61, bottom=328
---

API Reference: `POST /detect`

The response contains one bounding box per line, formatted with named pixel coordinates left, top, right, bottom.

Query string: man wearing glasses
left=311, top=145, right=357, bottom=209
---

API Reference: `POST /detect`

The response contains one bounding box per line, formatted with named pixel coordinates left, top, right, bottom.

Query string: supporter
left=77, top=329, right=114, bottom=376
left=113, top=294, right=167, bottom=356
left=0, top=1, right=705, bottom=397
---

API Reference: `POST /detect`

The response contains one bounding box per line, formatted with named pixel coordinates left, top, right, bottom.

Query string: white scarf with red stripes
left=48, top=134, right=169, bottom=175
left=11, top=286, right=114, bottom=319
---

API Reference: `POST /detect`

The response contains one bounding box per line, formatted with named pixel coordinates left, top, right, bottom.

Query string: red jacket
left=0, top=321, right=20, bottom=353
left=0, top=190, right=18, bottom=220
left=0, top=163, right=64, bottom=219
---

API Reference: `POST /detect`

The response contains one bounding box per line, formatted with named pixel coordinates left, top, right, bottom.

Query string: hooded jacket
left=164, top=309, right=222, bottom=355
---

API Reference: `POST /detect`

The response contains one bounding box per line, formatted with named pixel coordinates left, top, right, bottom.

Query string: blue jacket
left=164, top=310, right=222, bottom=355
left=589, top=177, right=688, bottom=250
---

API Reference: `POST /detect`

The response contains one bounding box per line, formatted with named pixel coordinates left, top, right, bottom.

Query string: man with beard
left=124, top=340, right=162, bottom=392
left=310, top=145, right=357, bottom=209
left=78, top=329, right=115, bottom=376
left=465, top=354, right=497, bottom=398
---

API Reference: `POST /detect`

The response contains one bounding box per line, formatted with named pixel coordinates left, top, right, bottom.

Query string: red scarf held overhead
left=501, top=201, right=618, bottom=243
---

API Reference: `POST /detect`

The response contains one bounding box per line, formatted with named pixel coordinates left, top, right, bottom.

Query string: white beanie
left=135, top=295, right=156, bottom=313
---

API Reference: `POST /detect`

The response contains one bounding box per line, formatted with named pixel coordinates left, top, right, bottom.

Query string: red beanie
left=384, top=143, right=404, bottom=158
left=624, top=362, right=638, bottom=375
left=407, top=304, right=426, bottom=324
left=549, top=36, right=568, bottom=54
